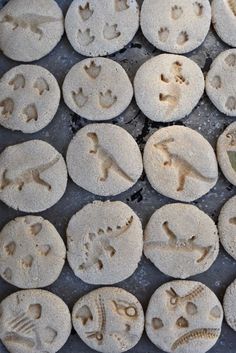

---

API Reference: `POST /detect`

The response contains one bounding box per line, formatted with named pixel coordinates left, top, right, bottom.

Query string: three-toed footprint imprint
left=141, top=0, right=211, bottom=54
left=206, top=50, right=236, bottom=116
left=63, top=58, right=133, bottom=121
left=0, top=216, right=66, bottom=288
left=65, top=0, right=139, bottom=56
left=0, top=65, right=60, bottom=133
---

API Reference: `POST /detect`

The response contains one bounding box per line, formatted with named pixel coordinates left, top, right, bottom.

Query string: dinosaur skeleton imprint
left=154, top=138, right=215, bottom=191
left=99, top=90, right=117, bottom=108
left=87, top=132, right=134, bottom=183
left=111, top=300, right=138, bottom=318
left=0, top=98, right=14, bottom=118
left=166, top=285, right=204, bottom=307
left=34, top=78, right=49, bottom=95
left=103, top=23, right=121, bottom=40
left=228, top=0, right=236, bottom=16
left=0, top=14, right=60, bottom=40
left=193, top=2, right=204, bottom=16
left=22, top=104, right=38, bottom=123
left=171, top=5, right=183, bottom=20
left=145, top=221, right=212, bottom=263
left=115, top=0, right=129, bottom=12
left=2, top=304, right=45, bottom=350
left=226, top=130, right=236, bottom=146
left=79, top=215, right=133, bottom=271
left=171, top=328, right=220, bottom=351
left=72, top=88, right=88, bottom=108
left=86, top=295, right=106, bottom=344
left=79, top=2, right=94, bottom=21
left=9, top=74, right=25, bottom=90
left=84, top=61, right=101, bottom=79
left=0, top=155, right=60, bottom=191
left=77, top=28, right=95, bottom=46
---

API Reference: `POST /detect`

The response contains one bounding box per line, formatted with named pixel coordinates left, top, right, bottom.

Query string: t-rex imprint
left=154, top=138, right=215, bottom=191
left=0, top=14, right=60, bottom=40
left=0, top=155, right=60, bottom=191
left=144, top=221, right=212, bottom=263
left=87, top=132, right=134, bottom=183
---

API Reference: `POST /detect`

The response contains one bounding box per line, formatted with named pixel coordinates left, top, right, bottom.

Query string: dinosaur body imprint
left=1, top=14, right=60, bottom=40
left=0, top=155, right=60, bottom=191
left=154, top=138, right=215, bottom=191
left=87, top=132, right=134, bottom=183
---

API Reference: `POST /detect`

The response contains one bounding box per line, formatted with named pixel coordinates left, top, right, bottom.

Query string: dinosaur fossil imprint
left=154, top=138, right=215, bottom=191
left=171, top=328, right=220, bottom=351
left=0, top=155, right=60, bottom=191
left=145, top=221, right=212, bottom=263
left=79, top=215, right=133, bottom=271
left=1, top=303, right=57, bottom=349
left=87, top=132, right=134, bottom=183
left=166, top=285, right=204, bottom=307
left=0, top=14, right=60, bottom=40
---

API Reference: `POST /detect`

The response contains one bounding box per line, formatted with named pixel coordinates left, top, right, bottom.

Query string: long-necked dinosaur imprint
left=0, top=155, right=60, bottom=191
left=0, top=14, right=60, bottom=40
left=154, top=138, right=215, bottom=191
left=79, top=215, right=133, bottom=271
left=144, top=221, right=212, bottom=263
left=87, top=132, right=134, bottom=183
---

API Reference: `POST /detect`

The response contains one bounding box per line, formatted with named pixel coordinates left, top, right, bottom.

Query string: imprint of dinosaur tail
left=171, top=328, right=220, bottom=350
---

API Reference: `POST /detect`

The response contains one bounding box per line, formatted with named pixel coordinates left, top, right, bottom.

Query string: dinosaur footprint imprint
left=193, top=2, right=204, bottom=16
left=171, top=5, right=183, bottom=20
left=22, top=104, right=38, bottom=122
left=99, top=90, right=117, bottom=108
left=158, top=27, right=169, bottom=42
left=34, top=77, right=49, bottom=95
left=9, top=74, right=25, bottom=90
left=177, top=31, right=189, bottom=45
left=79, top=2, right=94, bottom=21
left=72, top=88, right=88, bottom=108
left=115, top=0, right=129, bottom=11
left=210, top=76, right=221, bottom=89
left=4, top=242, right=16, bottom=256
left=226, top=96, right=236, bottom=111
left=103, top=23, right=121, bottom=40
left=77, top=28, right=95, bottom=45
left=225, top=53, right=236, bottom=66
left=84, top=61, right=101, bottom=79
left=0, top=98, right=14, bottom=118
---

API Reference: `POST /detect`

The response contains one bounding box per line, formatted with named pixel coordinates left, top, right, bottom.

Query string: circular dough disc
left=134, top=54, right=204, bottom=122
left=143, top=126, right=218, bottom=202
left=63, top=58, right=133, bottom=121
left=0, top=65, right=60, bottom=133
left=224, top=279, right=236, bottom=331
left=0, top=0, right=64, bottom=62
left=212, top=0, right=236, bottom=47
left=67, top=200, right=143, bottom=284
left=0, top=140, right=67, bottom=213
left=144, top=203, right=219, bottom=278
left=0, top=215, right=66, bottom=288
left=0, top=289, right=71, bottom=353
left=72, top=287, right=144, bottom=353
left=206, top=49, right=236, bottom=116
left=66, top=123, right=143, bottom=196
left=65, top=0, right=139, bottom=56
left=141, top=0, right=211, bottom=54
left=146, top=280, right=223, bottom=353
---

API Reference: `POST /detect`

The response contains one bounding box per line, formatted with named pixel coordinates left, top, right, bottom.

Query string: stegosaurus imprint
left=79, top=215, right=134, bottom=271
left=144, top=221, right=212, bottom=263
left=0, top=14, right=60, bottom=40
left=154, top=138, right=215, bottom=191
left=0, top=155, right=60, bottom=191
left=87, top=132, right=134, bottom=183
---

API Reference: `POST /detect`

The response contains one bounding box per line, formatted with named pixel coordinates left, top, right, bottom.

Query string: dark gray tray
left=0, top=0, right=236, bottom=352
